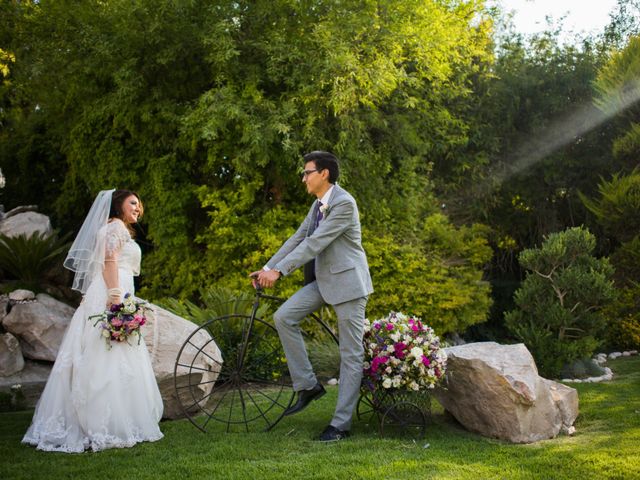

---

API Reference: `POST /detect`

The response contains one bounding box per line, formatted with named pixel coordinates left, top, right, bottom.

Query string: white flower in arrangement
left=392, top=376, right=402, bottom=388
left=390, top=332, right=401, bottom=342
left=382, top=378, right=393, bottom=389
left=385, top=366, right=392, bottom=374
left=409, top=381, right=420, bottom=391
left=410, top=346, right=424, bottom=359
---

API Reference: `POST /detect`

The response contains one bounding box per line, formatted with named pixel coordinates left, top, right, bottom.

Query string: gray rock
left=8, top=289, right=36, bottom=302
left=0, top=360, right=52, bottom=408
left=142, top=303, right=222, bottom=420
left=433, top=342, right=579, bottom=444
left=3, top=293, right=74, bottom=361
left=0, top=333, right=25, bottom=376
left=3, top=205, right=38, bottom=219
left=0, top=211, right=52, bottom=238
left=0, top=294, right=8, bottom=321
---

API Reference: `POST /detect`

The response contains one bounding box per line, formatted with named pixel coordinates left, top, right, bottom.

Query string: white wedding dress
left=23, top=221, right=164, bottom=452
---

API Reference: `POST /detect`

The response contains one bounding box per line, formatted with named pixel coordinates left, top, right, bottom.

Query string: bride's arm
left=103, top=220, right=129, bottom=306
left=103, top=252, right=121, bottom=306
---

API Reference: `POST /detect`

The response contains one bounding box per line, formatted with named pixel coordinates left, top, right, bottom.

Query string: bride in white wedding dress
left=23, top=189, right=163, bottom=452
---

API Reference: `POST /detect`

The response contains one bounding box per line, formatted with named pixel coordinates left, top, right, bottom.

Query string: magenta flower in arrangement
left=363, top=312, right=447, bottom=393
left=89, top=294, right=148, bottom=349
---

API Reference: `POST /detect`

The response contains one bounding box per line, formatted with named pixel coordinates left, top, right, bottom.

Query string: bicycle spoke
left=243, top=388, right=273, bottom=429
left=245, top=383, right=292, bottom=410
left=175, top=378, right=218, bottom=390
left=176, top=362, right=216, bottom=374
left=186, top=339, right=224, bottom=366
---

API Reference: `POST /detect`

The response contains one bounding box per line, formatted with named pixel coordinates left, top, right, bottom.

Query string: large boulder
left=0, top=332, right=25, bottom=376
left=0, top=211, right=52, bottom=238
left=0, top=360, right=53, bottom=408
left=2, top=293, right=74, bottom=361
left=142, top=303, right=222, bottom=419
left=0, top=294, right=8, bottom=321
left=433, top=342, right=578, bottom=443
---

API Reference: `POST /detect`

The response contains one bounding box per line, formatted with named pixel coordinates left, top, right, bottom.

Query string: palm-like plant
left=0, top=231, right=71, bottom=285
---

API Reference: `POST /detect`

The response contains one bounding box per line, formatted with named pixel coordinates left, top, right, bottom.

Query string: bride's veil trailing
left=63, top=189, right=115, bottom=294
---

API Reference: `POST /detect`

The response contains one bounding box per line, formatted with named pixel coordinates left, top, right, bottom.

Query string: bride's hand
left=107, top=287, right=123, bottom=307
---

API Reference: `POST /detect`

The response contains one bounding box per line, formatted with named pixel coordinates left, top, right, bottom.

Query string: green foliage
left=0, top=231, right=71, bottom=288
left=307, top=339, right=341, bottom=379
left=161, top=286, right=270, bottom=326
left=0, top=0, right=496, bottom=308
left=580, top=168, right=640, bottom=244
left=364, top=213, right=493, bottom=335
left=505, top=227, right=616, bottom=378
left=594, top=34, right=640, bottom=169
left=602, top=283, right=640, bottom=351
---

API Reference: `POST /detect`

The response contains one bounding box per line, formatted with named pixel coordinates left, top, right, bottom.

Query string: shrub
left=602, top=283, right=640, bottom=351
left=580, top=168, right=640, bottom=244
left=0, top=231, right=71, bottom=288
left=364, top=214, right=493, bottom=335
left=505, top=227, right=616, bottom=378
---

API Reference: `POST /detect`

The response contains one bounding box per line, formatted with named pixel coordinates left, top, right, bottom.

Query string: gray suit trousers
left=273, top=281, right=367, bottom=431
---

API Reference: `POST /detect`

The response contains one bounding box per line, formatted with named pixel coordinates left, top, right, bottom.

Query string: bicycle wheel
left=174, top=314, right=294, bottom=433
left=356, top=392, right=378, bottom=424
left=379, top=401, right=426, bottom=440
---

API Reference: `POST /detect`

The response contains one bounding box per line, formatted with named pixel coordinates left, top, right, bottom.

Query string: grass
left=1, top=357, right=638, bottom=480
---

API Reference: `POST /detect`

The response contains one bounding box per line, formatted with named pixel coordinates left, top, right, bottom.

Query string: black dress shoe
left=283, top=382, right=326, bottom=416
left=318, top=425, right=350, bottom=442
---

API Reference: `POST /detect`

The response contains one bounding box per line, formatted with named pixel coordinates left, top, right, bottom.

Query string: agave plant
left=0, top=231, right=71, bottom=285
left=161, top=286, right=271, bottom=325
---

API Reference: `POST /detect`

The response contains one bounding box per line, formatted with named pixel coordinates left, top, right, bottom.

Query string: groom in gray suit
left=253, top=151, right=373, bottom=441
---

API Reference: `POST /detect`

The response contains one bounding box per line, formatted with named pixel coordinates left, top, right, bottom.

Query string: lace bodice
left=106, top=220, right=141, bottom=276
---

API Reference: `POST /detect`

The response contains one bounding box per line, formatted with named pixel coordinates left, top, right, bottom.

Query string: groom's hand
left=255, top=269, right=281, bottom=288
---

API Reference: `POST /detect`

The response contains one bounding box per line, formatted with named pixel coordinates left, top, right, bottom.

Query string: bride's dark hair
left=109, top=189, right=143, bottom=235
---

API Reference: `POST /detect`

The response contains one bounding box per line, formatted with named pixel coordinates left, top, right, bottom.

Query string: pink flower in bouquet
left=386, top=323, right=394, bottom=331
left=128, top=319, right=140, bottom=330
left=89, top=294, right=149, bottom=349
left=421, top=354, right=431, bottom=367
left=394, top=342, right=407, bottom=359
left=111, top=318, right=123, bottom=328
left=370, top=356, right=388, bottom=374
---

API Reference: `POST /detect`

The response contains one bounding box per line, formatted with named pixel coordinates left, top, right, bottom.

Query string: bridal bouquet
left=363, top=312, right=447, bottom=393
left=89, top=294, right=148, bottom=349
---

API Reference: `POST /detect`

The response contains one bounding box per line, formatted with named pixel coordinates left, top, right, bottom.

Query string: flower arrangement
left=363, top=312, right=447, bottom=393
left=89, top=293, right=148, bottom=349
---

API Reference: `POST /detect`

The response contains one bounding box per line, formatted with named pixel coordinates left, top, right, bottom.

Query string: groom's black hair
left=303, top=151, right=339, bottom=184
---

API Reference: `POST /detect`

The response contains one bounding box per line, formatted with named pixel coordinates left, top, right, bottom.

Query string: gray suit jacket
left=266, top=184, right=373, bottom=305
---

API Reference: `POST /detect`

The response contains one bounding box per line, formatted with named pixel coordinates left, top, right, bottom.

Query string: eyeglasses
left=301, top=169, right=319, bottom=178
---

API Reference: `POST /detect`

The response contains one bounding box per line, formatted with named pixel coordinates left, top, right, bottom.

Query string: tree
left=1, top=0, right=495, bottom=332
left=505, top=227, right=615, bottom=377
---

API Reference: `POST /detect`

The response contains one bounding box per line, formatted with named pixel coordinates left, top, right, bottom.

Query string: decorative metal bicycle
left=173, top=284, right=338, bottom=433
left=356, top=387, right=431, bottom=439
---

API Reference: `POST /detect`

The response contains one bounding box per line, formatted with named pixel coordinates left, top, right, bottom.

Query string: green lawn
left=1, top=357, right=638, bottom=480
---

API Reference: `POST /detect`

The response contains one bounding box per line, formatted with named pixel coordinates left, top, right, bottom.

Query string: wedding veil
left=63, top=189, right=115, bottom=293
